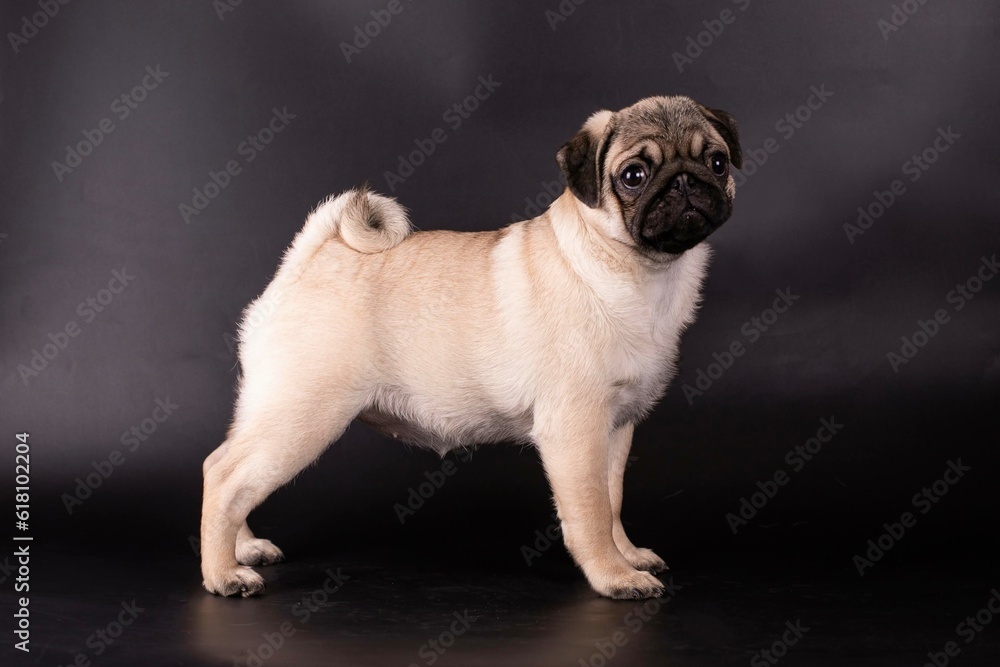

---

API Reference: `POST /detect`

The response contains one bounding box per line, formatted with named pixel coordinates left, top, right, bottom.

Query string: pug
left=200, top=95, right=742, bottom=600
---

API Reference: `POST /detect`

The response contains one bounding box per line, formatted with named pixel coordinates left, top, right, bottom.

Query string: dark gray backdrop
left=1, top=1, right=997, bottom=565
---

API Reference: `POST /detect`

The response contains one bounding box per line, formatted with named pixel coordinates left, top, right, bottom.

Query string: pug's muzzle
left=632, top=168, right=732, bottom=254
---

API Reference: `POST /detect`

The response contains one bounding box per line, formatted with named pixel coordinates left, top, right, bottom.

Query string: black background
left=1, top=1, right=999, bottom=664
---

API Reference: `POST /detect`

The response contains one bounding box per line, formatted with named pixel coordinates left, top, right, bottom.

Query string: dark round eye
left=709, top=152, right=729, bottom=177
left=620, top=164, right=646, bottom=189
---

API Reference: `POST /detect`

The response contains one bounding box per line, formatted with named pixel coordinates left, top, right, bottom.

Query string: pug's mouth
left=636, top=197, right=723, bottom=253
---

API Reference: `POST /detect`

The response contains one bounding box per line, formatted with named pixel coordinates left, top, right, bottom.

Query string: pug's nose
left=671, top=173, right=693, bottom=196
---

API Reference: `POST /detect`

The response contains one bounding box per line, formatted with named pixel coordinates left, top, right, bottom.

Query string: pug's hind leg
left=202, top=441, right=284, bottom=567
left=200, top=400, right=357, bottom=597
left=608, top=424, right=667, bottom=574
left=533, top=407, right=664, bottom=600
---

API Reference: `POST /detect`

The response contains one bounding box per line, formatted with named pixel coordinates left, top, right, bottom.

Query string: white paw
left=236, top=537, right=285, bottom=566
left=589, top=564, right=664, bottom=600
left=203, top=565, right=266, bottom=597
left=622, top=546, right=668, bottom=573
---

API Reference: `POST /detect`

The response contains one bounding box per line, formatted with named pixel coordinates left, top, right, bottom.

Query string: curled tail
left=239, top=189, right=410, bottom=351
left=283, top=188, right=412, bottom=272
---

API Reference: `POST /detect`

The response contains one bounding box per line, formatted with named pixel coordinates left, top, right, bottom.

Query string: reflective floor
left=13, top=544, right=1000, bottom=667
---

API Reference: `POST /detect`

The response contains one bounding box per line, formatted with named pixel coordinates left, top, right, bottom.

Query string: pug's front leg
left=533, top=407, right=664, bottom=600
left=608, top=423, right=668, bottom=573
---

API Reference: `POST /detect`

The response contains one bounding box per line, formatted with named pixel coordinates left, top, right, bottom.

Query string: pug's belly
left=358, top=389, right=533, bottom=455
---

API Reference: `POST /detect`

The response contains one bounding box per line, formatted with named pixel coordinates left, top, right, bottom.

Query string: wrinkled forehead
left=608, top=98, right=720, bottom=167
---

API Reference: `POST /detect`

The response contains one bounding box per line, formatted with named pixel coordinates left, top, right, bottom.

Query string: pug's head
left=556, top=96, right=742, bottom=255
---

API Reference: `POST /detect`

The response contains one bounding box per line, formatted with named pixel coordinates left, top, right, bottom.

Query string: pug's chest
left=602, top=278, right=703, bottom=424
left=605, top=324, right=684, bottom=426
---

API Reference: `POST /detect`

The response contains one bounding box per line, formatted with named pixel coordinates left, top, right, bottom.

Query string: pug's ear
left=698, top=105, right=743, bottom=169
left=556, top=110, right=614, bottom=209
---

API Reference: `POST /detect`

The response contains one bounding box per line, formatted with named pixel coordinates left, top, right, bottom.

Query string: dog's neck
left=547, top=190, right=684, bottom=280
